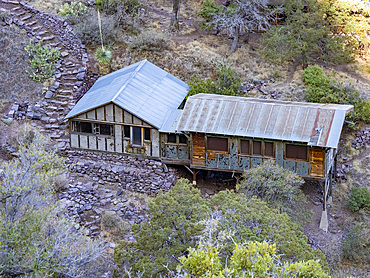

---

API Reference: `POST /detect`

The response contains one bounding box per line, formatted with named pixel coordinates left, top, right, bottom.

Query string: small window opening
left=240, top=139, right=250, bottom=154
left=253, top=141, right=262, bottom=155
left=144, top=128, right=151, bottom=141
left=80, top=122, right=92, bottom=133
left=167, top=134, right=176, bottom=143
left=265, top=142, right=274, bottom=157
left=179, top=134, right=187, bottom=144
left=123, top=125, right=130, bottom=138
left=207, top=137, right=228, bottom=152
left=132, top=126, right=142, bottom=145
left=100, top=124, right=112, bottom=135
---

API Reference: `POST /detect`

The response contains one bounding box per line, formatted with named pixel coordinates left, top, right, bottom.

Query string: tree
left=171, top=0, right=181, bottom=30
left=261, top=0, right=353, bottom=68
left=177, top=241, right=329, bottom=277
left=208, top=192, right=328, bottom=269
left=113, top=179, right=211, bottom=278
left=187, top=64, right=241, bottom=98
left=0, top=126, right=107, bottom=277
left=202, top=0, right=274, bottom=52
left=303, top=65, right=370, bottom=123
left=237, top=161, right=310, bottom=225
left=326, top=0, right=370, bottom=57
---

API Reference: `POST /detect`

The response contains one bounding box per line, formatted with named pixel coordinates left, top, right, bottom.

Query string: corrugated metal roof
left=65, top=60, right=189, bottom=129
left=159, top=109, right=183, bottom=133
left=177, top=94, right=353, bottom=148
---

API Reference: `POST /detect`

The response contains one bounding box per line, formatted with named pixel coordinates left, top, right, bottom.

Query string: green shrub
left=348, top=187, right=370, bottom=212
left=96, top=0, right=141, bottom=16
left=95, top=47, right=112, bottom=65
left=73, top=9, right=120, bottom=47
left=25, top=41, right=60, bottom=82
left=187, top=64, right=241, bottom=97
left=342, top=222, right=369, bottom=263
left=58, top=2, right=88, bottom=17
left=303, top=65, right=370, bottom=123
left=199, top=0, right=222, bottom=30
left=128, top=29, right=170, bottom=52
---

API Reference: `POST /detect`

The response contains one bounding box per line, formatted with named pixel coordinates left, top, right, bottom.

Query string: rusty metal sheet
left=177, top=94, right=353, bottom=148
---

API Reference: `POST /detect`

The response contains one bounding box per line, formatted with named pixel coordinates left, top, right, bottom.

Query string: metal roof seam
left=111, top=60, right=147, bottom=102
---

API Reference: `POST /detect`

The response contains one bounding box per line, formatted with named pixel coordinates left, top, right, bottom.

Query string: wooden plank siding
left=310, top=147, right=325, bottom=177
left=192, top=133, right=206, bottom=166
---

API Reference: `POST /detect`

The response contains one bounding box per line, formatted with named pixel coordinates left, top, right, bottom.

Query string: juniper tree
left=203, top=0, right=275, bottom=52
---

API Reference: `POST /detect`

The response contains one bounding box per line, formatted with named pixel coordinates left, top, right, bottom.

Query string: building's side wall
left=189, top=133, right=327, bottom=179
left=70, top=103, right=160, bottom=157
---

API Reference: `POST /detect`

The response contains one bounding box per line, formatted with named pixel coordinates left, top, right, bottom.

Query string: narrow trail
left=0, top=0, right=91, bottom=150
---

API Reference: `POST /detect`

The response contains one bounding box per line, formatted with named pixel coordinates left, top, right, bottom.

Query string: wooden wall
left=70, top=103, right=160, bottom=157
left=192, top=133, right=206, bottom=166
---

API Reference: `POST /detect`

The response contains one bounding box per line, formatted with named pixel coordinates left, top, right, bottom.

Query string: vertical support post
left=192, top=169, right=197, bottom=188
left=322, top=180, right=326, bottom=211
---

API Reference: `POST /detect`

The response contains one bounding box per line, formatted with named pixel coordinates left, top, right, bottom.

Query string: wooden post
left=322, top=180, right=326, bottom=211
left=192, top=169, right=197, bottom=188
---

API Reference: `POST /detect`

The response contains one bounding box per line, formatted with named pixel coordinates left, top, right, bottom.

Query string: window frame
left=206, top=136, right=229, bottom=153
left=165, top=134, right=188, bottom=145
left=239, top=139, right=275, bottom=158
left=285, top=143, right=308, bottom=161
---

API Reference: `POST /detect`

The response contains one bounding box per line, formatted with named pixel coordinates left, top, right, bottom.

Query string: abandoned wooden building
left=66, top=61, right=353, bottom=230
left=65, top=59, right=189, bottom=157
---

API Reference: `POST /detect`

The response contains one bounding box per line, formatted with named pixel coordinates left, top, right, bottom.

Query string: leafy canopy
left=187, top=64, right=241, bottom=98
left=178, top=241, right=329, bottom=278
left=303, top=65, right=370, bottom=124
left=113, top=179, right=210, bottom=277
left=237, top=161, right=310, bottom=225
left=261, top=0, right=353, bottom=67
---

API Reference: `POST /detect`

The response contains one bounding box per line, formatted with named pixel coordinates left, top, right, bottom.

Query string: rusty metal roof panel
left=65, top=60, right=189, bottom=129
left=177, top=94, right=353, bottom=148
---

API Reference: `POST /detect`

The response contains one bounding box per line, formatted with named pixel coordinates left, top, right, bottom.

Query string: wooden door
left=310, top=147, right=324, bottom=177
left=192, top=133, right=206, bottom=166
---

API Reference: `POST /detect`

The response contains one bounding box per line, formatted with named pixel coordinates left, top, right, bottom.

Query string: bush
left=198, top=0, right=222, bottom=30
left=342, top=222, right=369, bottom=263
left=237, top=161, right=310, bottom=225
left=128, top=29, right=171, bottom=52
left=95, top=46, right=112, bottom=65
left=73, top=9, right=120, bottom=47
left=58, top=2, right=88, bottom=17
left=96, top=0, right=141, bottom=16
left=348, top=187, right=370, bottom=212
left=0, top=10, right=10, bottom=22
left=187, top=64, right=241, bottom=97
left=25, top=41, right=60, bottom=82
left=303, top=65, right=370, bottom=123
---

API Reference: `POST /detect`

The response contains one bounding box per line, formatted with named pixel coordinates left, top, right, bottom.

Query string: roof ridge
left=112, top=59, right=147, bottom=102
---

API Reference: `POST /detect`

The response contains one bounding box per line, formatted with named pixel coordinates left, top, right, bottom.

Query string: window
left=286, top=144, right=307, bottom=160
left=72, top=121, right=93, bottom=133
left=99, top=124, right=112, bottom=135
left=123, top=125, right=130, bottom=138
left=253, top=141, right=262, bottom=155
left=167, top=133, right=176, bottom=143
left=265, top=142, right=274, bottom=157
left=207, top=137, right=228, bottom=152
left=179, top=134, right=187, bottom=144
left=132, top=126, right=141, bottom=146
left=144, top=128, right=151, bottom=141
left=240, top=140, right=250, bottom=154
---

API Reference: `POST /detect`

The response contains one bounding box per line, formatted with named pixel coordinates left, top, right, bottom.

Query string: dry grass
left=28, top=0, right=65, bottom=14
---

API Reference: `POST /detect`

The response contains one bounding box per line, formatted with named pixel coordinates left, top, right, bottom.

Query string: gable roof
left=177, top=94, right=353, bottom=148
left=65, top=60, right=189, bottom=129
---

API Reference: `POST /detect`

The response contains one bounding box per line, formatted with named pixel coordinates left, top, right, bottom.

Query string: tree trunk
left=171, top=0, right=180, bottom=30
left=231, top=27, right=239, bottom=53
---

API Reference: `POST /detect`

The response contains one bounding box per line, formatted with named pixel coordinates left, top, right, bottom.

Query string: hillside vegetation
left=0, top=0, right=369, bottom=277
